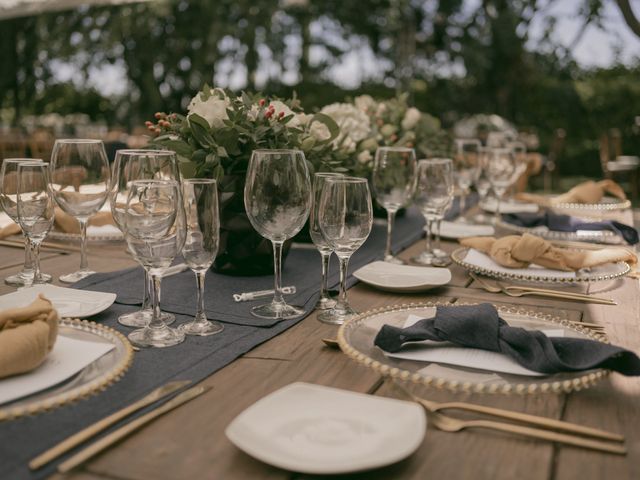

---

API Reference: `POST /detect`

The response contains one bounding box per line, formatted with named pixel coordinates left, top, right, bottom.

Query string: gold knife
left=30, top=380, right=191, bottom=470
left=57, top=385, right=209, bottom=474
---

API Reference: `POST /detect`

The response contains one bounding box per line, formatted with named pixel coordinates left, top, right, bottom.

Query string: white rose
left=401, top=107, right=421, bottom=130
left=354, top=95, right=376, bottom=112
left=357, top=150, right=372, bottom=164
left=309, top=121, right=331, bottom=141
left=188, top=91, right=230, bottom=129
left=319, top=102, right=372, bottom=151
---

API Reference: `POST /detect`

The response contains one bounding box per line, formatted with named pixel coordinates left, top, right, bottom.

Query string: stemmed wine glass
left=179, top=178, right=224, bottom=336
left=244, top=149, right=311, bottom=320
left=372, top=147, right=417, bottom=264
left=317, top=177, right=373, bottom=325
left=453, top=139, right=481, bottom=222
left=412, top=158, right=454, bottom=266
left=110, top=149, right=180, bottom=327
left=50, top=139, right=110, bottom=283
left=0, top=158, right=52, bottom=286
left=309, top=172, right=344, bottom=310
left=473, top=146, right=493, bottom=224
left=122, top=179, right=186, bottom=348
left=16, top=162, right=55, bottom=285
left=486, top=148, right=517, bottom=224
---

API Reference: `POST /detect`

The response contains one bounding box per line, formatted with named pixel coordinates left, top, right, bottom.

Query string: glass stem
left=141, top=270, right=151, bottom=310
left=495, top=194, right=502, bottom=225
left=459, top=190, right=466, bottom=217
left=272, top=240, right=285, bottom=305
left=31, top=241, right=41, bottom=284
left=79, top=219, right=89, bottom=271
left=435, top=219, right=442, bottom=251
left=425, top=218, right=433, bottom=254
left=23, top=235, right=34, bottom=271
left=385, top=209, right=397, bottom=258
left=149, top=272, right=165, bottom=329
left=319, top=251, right=331, bottom=300
left=195, top=271, right=207, bottom=323
left=337, top=255, right=350, bottom=308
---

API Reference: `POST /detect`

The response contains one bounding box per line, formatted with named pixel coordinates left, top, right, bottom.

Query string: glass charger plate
left=496, top=218, right=620, bottom=244
left=550, top=196, right=631, bottom=216
left=0, top=319, right=134, bottom=421
left=338, top=302, right=608, bottom=395
left=451, top=247, right=630, bottom=284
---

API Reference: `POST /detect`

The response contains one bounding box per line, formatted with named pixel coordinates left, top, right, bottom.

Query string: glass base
left=411, top=251, right=435, bottom=266
left=250, top=301, right=305, bottom=320
left=179, top=319, right=224, bottom=336
left=318, top=303, right=357, bottom=325
left=59, top=269, right=95, bottom=284
left=5, top=270, right=52, bottom=286
left=454, top=216, right=470, bottom=224
left=128, top=325, right=185, bottom=348
left=315, top=295, right=337, bottom=310
left=383, top=255, right=405, bottom=265
left=118, top=309, right=175, bottom=328
left=473, top=213, right=491, bottom=225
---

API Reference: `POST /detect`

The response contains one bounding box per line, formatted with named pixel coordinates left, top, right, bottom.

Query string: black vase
left=212, top=173, right=291, bottom=276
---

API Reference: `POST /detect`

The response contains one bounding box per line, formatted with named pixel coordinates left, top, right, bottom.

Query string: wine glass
left=0, top=158, right=52, bottom=286
left=122, top=179, right=186, bottom=348
left=412, top=158, right=454, bottom=266
left=309, top=172, right=344, bottom=310
left=244, top=149, right=311, bottom=320
left=507, top=141, right=528, bottom=192
left=179, top=178, right=224, bottom=336
left=472, top=147, right=493, bottom=224
left=317, top=177, right=372, bottom=324
left=486, top=148, right=517, bottom=224
left=50, top=139, right=110, bottom=283
left=110, top=149, right=180, bottom=327
left=16, top=162, right=55, bottom=285
left=372, top=146, right=417, bottom=264
left=453, top=139, right=481, bottom=222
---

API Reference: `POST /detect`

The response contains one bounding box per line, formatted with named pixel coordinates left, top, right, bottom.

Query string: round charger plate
left=451, top=246, right=630, bottom=284
left=337, top=302, right=608, bottom=395
left=0, top=318, right=134, bottom=421
left=550, top=196, right=631, bottom=216
left=496, top=218, right=619, bottom=245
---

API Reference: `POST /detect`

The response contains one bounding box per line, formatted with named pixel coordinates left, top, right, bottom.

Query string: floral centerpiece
left=146, top=86, right=339, bottom=275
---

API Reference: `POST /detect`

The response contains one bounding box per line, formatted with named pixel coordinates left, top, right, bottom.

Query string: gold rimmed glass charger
left=337, top=302, right=608, bottom=395
left=451, top=247, right=630, bottom=285
left=496, top=218, right=620, bottom=245
left=0, top=319, right=134, bottom=421
left=550, top=196, right=631, bottom=217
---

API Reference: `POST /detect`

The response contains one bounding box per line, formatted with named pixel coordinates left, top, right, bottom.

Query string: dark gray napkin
left=502, top=211, right=639, bottom=245
left=374, top=303, right=640, bottom=375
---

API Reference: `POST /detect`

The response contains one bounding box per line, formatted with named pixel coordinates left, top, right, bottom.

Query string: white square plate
left=354, top=261, right=451, bottom=292
left=0, top=285, right=116, bottom=318
left=225, top=382, right=426, bottom=475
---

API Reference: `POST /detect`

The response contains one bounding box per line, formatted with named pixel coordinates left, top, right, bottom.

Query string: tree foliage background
left=1, top=0, right=639, bottom=177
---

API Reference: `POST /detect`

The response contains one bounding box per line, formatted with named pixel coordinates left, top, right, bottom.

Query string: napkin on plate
left=0, top=294, right=59, bottom=378
left=502, top=211, right=639, bottom=245
left=515, top=180, right=626, bottom=207
left=460, top=233, right=637, bottom=271
left=374, top=303, right=640, bottom=375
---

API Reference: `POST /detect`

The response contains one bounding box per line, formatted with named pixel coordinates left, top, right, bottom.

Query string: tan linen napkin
left=0, top=222, right=21, bottom=239
left=0, top=294, right=59, bottom=379
left=460, top=233, right=637, bottom=271
left=515, top=180, right=627, bottom=207
left=54, top=208, right=115, bottom=234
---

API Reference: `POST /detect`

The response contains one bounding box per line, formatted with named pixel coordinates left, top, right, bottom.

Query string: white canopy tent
left=0, top=0, right=154, bottom=20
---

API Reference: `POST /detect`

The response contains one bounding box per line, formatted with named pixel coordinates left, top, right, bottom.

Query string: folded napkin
left=516, top=180, right=627, bottom=207
left=0, top=294, right=59, bottom=379
left=374, top=303, right=640, bottom=375
left=0, top=222, right=21, bottom=239
left=502, top=211, right=639, bottom=245
left=460, top=234, right=637, bottom=271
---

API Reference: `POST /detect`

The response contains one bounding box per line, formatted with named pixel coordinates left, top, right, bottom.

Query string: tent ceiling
left=0, top=0, right=153, bottom=20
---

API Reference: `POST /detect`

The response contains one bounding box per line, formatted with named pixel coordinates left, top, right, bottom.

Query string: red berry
left=278, top=111, right=285, bottom=118
left=265, top=110, right=273, bottom=119
left=145, top=121, right=153, bottom=126
left=259, top=99, right=266, bottom=107
left=154, top=112, right=162, bottom=119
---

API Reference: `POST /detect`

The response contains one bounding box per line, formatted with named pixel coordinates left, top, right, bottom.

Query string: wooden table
left=1, top=214, right=638, bottom=480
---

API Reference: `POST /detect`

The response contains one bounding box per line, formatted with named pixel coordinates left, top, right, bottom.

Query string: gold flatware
left=30, top=380, right=191, bottom=470
left=392, top=382, right=623, bottom=442
left=57, top=385, right=209, bottom=473
left=469, top=272, right=617, bottom=305
left=322, top=338, right=340, bottom=349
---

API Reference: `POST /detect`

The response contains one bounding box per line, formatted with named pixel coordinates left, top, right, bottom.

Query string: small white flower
left=319, top=102, right=371, bottom=152
left=188, top=91, right=230, bottom=129
left=357, top=150, right=373, bottom=164
left=354, top=95, right=377, bottom=112
left=401, top=107, right=421, bottom=130
left=309, top=121, right=331, bottom=141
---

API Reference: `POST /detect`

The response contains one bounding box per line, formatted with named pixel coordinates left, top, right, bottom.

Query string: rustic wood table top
left=1, top=210, right=638, bottom=480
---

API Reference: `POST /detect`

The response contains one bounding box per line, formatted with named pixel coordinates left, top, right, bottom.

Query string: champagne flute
left=244, top=149, right=311, bottom=320
left=50, top=139, right=110, bottom=283
left=179, top=179, right=223, bottom=336
left=0, top=158, right=52, bottom=286
left=122, top=180, right=185, bottom=348
left=372, top=146, right=417, bottom=264
left=309, top=172, right=344, bottom=310
left=486, top=148, right=517, bottom=224
left=412, top=158, right=454, bottom=266
left=318, top=177, right=372, bottom=324
left=453, top=139, right=481, bottom=222
left=16, top=162, right=55, bottom=285
left=110, top=149, right=180, bottom=327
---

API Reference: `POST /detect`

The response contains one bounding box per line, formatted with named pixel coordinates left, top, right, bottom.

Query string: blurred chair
left=599, top=132, right=639, bottom=202
left=0, top=131, right=27, bottom=162
left=543, top=128, right=566, bottom=193
left=28, top=129, right=55, bottom=162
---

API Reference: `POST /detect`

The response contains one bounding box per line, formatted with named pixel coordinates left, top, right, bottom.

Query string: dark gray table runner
left=0, top=207, right=436, bottom=480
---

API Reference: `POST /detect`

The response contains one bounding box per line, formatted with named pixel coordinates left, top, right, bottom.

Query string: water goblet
left=309, top=172, right=344, bottom=310
left=0, top=158, right=52, bottom=286
left=372, top=146, right=417, bottom=264
left=486, top=148, right=517, bottom=224
left=244, top=149, right=311, bottom=320
left=122, top=180, right=186, bottom=348
left=16, top=162, right=55, bottom=285
left=453, top=139, right=481, bottom=222
left=412, top=158, right=454, bottom=266
left=317, top=177, right=373, bottom=325
left=473, top=146, right=493, bottom=224
left=50, top=139, right=110, bottom=283
left=178, top=179, right=224, bottom=336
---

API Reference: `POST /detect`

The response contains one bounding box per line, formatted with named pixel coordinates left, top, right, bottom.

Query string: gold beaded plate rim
left=551, top=197, right=632, bottom=213
left=496, top=218, right=619, bottom=244
left=0, top=318, right=134, bottom=422
left=451, top=247, right=630, bottom=284
left=337, top=302, right=609, bottom=395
